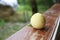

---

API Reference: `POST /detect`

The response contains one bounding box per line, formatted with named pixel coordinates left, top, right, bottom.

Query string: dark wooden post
left=30, top=0, right=38, bottom=14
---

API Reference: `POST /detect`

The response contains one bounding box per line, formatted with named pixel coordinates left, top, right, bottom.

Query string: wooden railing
left=6, top=4, right=60, bottom=40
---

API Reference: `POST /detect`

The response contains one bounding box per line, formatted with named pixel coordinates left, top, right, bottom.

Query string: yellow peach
left=30, top=13, right=45, bottom=29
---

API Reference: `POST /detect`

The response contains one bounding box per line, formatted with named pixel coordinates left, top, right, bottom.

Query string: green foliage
left=36, top=0, right=53, bottom=6
left=11, top=24, right=20, bottom=31
left=37, top=5, right=49, bottom=13
left=0, top=19, right=5, bottom=29
left=18, top=0, right=30, bottom=5
left=18, top=0, right=53, bottom=6
left=16, top=5, right=32, bottom=22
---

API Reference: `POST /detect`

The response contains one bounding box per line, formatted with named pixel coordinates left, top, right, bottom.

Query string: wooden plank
left=6, top=4, right=60, bottom=40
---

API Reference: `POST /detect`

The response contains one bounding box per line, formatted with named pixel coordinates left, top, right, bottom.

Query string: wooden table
left=6, top=4, right=60, bottom=40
